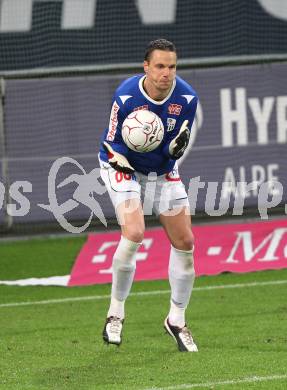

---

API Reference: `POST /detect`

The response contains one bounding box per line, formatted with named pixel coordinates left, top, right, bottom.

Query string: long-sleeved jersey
left=99, top=74, right=198, bottom=175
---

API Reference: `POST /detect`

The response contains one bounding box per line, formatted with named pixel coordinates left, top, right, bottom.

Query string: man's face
left=144, top=49, right=177, bottom=93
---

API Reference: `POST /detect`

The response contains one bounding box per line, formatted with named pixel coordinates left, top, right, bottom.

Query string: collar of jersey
left=139, top=75, right=176, bottom=105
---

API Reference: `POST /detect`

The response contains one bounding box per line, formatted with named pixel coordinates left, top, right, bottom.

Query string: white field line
left=0, top=279, right=286, bottom=309
left=142, top=374, right=287, bottom=390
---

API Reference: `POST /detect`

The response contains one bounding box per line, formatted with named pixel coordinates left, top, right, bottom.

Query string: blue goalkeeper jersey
left=99, top=74, right=198, bottom=175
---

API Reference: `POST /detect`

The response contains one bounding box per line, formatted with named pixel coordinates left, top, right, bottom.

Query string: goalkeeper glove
left=169, top=120, right=190, bottom=159
left=103, top=142, right=135, bottom=174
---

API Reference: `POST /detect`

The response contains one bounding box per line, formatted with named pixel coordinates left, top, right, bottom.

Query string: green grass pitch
left=0, top=236, right=287, bottom=389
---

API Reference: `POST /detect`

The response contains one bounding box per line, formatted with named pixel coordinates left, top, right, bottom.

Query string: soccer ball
left=121, top=110, right=164, bottom=152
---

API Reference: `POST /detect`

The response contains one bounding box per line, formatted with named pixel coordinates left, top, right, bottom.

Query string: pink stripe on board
left=68, top=218, right=287, bottom=286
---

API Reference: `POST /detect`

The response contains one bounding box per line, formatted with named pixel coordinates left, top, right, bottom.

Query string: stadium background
left=1, top=0, right=287, bottom=233
left=0, top=2, right=287, bottom=389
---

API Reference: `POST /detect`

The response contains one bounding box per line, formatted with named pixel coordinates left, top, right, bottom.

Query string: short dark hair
left=144, top=38, right=177, bottom=62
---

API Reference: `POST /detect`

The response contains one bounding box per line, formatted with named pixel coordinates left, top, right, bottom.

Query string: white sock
left=168, top=245, right=195, bottom=311
left=168, top=300, right=185, bottom=328
left=107, top=296, right=125, bottom=320
left=108, top=235, right=141, bottom=319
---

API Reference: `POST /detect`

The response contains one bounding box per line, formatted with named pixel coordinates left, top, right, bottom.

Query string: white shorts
left=99, top=159, right=189, bottom=216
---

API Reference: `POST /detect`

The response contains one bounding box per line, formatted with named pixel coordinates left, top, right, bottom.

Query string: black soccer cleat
left=164, top=317, right=198, bottom=352
left=103, top=316, right=124, bottom=345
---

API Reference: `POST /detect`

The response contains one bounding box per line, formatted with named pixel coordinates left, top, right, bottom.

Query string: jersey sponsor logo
left=107, top=101, right=120, bottom=141
left=133, top=105, right=149, bottom=111
left=168, top=103, right=182, bottom=115
left=167, top=118, right=176, bottom=132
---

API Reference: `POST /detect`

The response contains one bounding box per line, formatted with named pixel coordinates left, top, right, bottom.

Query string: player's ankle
left=107, top=296, right=125, bottom=320
left=168, top=300, right=186, bottom=328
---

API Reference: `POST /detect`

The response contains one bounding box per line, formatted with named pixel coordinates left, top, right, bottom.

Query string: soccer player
left=99, top=38, right=198, bottom=352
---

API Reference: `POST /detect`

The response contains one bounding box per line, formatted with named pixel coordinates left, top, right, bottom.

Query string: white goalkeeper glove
left=103, top=142, right=135, bottom=174
left=169, top=120, right=191, bottom=159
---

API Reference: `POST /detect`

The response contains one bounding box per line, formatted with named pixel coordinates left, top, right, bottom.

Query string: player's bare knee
left=174, top=231, right=194, bottom=251
left=122, top=227, right=144, bottom=244
left=182, top=235, right=194, bottom=252
left=128, top=231, right=145, bottom=243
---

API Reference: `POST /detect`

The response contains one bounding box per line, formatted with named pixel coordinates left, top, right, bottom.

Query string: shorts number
left=115, top=172, right=135, bottom=183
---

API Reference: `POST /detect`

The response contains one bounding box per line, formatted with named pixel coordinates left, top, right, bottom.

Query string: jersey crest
left=167, top=118, right=177, bottom=132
